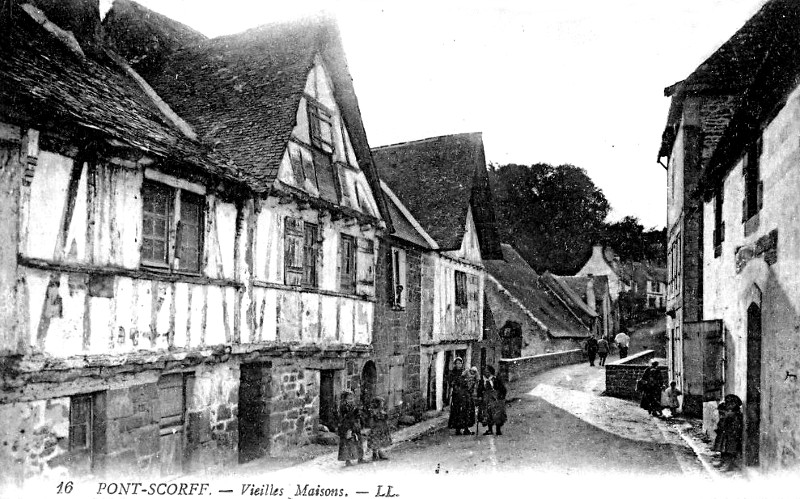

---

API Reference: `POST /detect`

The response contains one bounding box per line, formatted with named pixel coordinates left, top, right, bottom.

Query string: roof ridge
left=371, top=131, right=482, bottom=151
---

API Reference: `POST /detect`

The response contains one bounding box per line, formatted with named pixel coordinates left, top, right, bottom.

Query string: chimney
left=27, top=0, right=103, bottom=53
left=585, top=276, right=596, bottom=313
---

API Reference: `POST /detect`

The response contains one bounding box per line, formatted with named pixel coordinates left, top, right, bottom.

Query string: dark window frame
left=339, top=234, right=356, bottom=294
left=454, top=270, right=468, bottom=308
left=141, top=180, right=205, bottom=275
left=742, top=136, right=763, bottom=229
left=713, top=187, right=724, bottom=257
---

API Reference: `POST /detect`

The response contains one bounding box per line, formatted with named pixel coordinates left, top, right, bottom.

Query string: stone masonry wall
left=185, top=363, right=239, bottom=472
left=499, top=349, right=585, bottom=383
left=372, top=239, right=424, bottom=417
left=605, top=350, right=667, bottom=399
left=269, top=360, right=319, bottom=455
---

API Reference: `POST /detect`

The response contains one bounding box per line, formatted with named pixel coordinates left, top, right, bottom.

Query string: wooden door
left=745, top=303, right=762, bottom=467
left=238, top=364, right=270, bottom=463
left=158, top=374, right=185, bottom=477
left=319, top=370, right=336, bottom=431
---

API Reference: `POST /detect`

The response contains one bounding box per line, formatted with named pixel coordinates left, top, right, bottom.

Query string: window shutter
left=757, top=180, right=764, bottom=210
left=289, top=145, right=305, bottom=185
left=397, top=248, right=407, bottom=307
left=720, top=222, right=725, bottom=243
left=742, top=196, right=748, bottom=223
left=386, top=247, right=396, bottom=305
left=284, top=217, right=304, bottom=286
left=312, top=149, right=338, bottom=203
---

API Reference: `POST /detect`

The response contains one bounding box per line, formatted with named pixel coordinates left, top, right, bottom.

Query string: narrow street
left=267, top=361, right=704, bottom=479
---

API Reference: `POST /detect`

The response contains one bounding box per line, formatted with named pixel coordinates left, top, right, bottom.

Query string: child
left=663, top=381, right=682, bottom=417
left=713, top=394, right=743, bottom=471
left=367, top=397, right=391, bottom=460
left=337, top=390, right=365, bottom=467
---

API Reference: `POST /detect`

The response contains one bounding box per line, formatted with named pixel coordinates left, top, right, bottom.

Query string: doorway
left=745, top=303, right=762, bottom=467
left=319, top=370, right=336, bottom=431
left=157, top=374, right=187, bottom=477
left=238, top=363, right=271, bottom=463
left=361, top=361, right=377, bottom=409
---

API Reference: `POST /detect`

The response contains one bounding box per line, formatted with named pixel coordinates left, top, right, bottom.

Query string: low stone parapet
left=605, top=349, right=667, bottom=399
left=499, top=349, right=585, bottom=382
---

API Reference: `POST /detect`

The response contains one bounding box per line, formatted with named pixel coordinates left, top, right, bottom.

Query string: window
left=388, top=247, right=407, bottom=308
left=284, top=217, right=318, bottom=288
left=713, top=188, right=725, bottom=257
left=307, top=100, right=333, bottom=153
left=742, top=137, right=763, bottom=227
left=303, top=223, right=319, bottom=287
left=455, top=270, right=468, bottom=308
left=142, top=181, right=172, bottom=266
left=69, top=394, right=93, bottom=453
left=141, top=180, right=205, bottom=273
left=339, top=234, right=355, bottom=293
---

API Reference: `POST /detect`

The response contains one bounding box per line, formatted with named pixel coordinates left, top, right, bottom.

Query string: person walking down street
left=713, top=394, right=743, bottom=471
left=448, top=358, right=475, bottom=435
left=614, top=331, right=630, bottom=359
left=366, top=397, right=391, bottom=461
left=585, top=335, right=599, bottom=366
left=337, top=390, right=365, bottom=466
left=638, top=361, right=663, bottom=417
left=597, top=336, right=610, bottom=366
left=478, top=366, right=507, bottom=436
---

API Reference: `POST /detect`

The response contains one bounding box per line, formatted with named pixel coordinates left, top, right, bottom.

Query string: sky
left=122, top=0, right=769, bottom=229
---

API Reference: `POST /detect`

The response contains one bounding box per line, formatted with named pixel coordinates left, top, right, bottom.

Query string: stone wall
left=104, top=383, right=160, bottom=477
left=499, top=348, right=585, bottom=383
left=605, top=350, right=667, bottom=399
left=269, top=360, right=319, bottom=455
left=372, top=239, right=424, bottom=417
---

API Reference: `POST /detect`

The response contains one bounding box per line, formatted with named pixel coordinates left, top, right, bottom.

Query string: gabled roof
left=0, top=4, right=243, bottom=184
left=372, top=132, right=502, bottom=258
left=104, top=5, right=393, bottom=226
left=658, top=0, right=781, bottom=161
left=484, top=244, right=590, bottom=339
left=380, top=181, right=434, bottom=249
left=541, top=273, right=598, bottom=324
left=705, top=0, right=800, bottom=190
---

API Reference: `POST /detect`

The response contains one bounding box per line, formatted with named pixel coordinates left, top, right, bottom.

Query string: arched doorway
left=745, top=302, right=762, bottom=467
left=361, top=361, right=377, bottom=409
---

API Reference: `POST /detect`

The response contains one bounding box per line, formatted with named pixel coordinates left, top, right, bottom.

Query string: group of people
left=335, top=359, right=508, bottom=467
left=585, top=331, right=631, bottom=367
left=447, top=359, right=507, bottom=436
left=336, top=392, right=392, bottom=467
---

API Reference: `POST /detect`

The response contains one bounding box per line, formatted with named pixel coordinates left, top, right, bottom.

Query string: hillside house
left=372, top=133, right=502, bottom=411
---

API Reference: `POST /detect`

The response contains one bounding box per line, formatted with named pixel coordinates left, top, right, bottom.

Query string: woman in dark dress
left=447, top=358, right=475, bottom=435
left=337, top=390, right=364, bottom=466
left=366, top=397, right=391, bottom=460
left=639, top=361, right=663, bottom=416
left=478, top=365, right=507, bottom=436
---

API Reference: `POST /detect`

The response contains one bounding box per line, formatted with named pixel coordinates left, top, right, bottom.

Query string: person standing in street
left=585, top=335, right=599, bottom=366
left=478, top=366, right=507, bottom=436
left=597, top=336, right=610, bottom=366
left=447, top=357, right=475, bottom=435
left=614, top=331, right=630, bottom=359
left=366, top=397, right=391, bottom=461
left=337, top=390, right=365, bottom=466
left=638, top=360, right=663, bottom=417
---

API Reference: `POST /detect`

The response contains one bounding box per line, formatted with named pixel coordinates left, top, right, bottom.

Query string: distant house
left=575, top=245, right=624, bottom=301
left=484, top=245, right=592, bottom=359
left=545, top=274, right=613, bottom=338
left=621, top=262, right=668, bottom=310
left=373, top=132, right=502, bottom=411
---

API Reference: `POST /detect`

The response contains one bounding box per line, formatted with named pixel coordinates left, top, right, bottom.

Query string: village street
left=260, top=359, right=704, bottom=479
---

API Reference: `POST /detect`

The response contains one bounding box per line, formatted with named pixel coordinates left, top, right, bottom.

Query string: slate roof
left=372, top=133, right=502, bottom=258
left=484, top=245, right=591, bottom=339
left=0, top=5, right=244, bottom=184
left=381, top=182, right=432, bottom=249
left=541, top=273, right=598, bottom=324
left=705, top=0, right=800, bottom=188
left=659, top=0, right=795, bottom=163
left=105, top=5, right=394, bottom=227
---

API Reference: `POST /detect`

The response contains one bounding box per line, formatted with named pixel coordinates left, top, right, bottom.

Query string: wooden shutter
left=386, top=246, right=396, bottom=305
left=302, top=223, right=318, bottom=287
left=312, top=149, right=338, bottom=203
left=284, top=217, right=304, bottom=286
left=682, top=320, right=724, bottom=401
left=289, top=144, right=305, bottom=186
left=177, top=191, right=204, bottom=273
left=339, top=234, right=355, bottom=293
